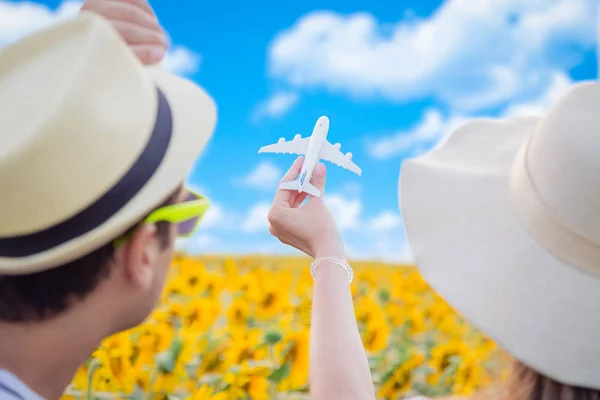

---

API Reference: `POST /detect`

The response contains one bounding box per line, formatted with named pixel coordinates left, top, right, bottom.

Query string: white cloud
left=368, top=110, right=468, bottom=159
left=325, top=194, right=361, bottom=230
left=0, top=0, right=199, bottom=76
left=267, top=0, right=596, bottom=112
left=252, top=91, right=298, bottom=121
left=187, top=184, right=208, bottom=197
left=504, top=71, right=573, bottom=117
left=177, top=233, right=218, bottom=249
left=368, top=70, right=574, bottom=159
left=337, top=211, right=410, bottom=262
left=346, top=210, right=408, bottom=262
left=239, top=193, right=362, bottom=233
left=184, top=185, right=240, bottom=232
left=176, top=233, right=220, bottom=253
left=161, top=46, right=201, bottom=76
left=199, top=201, right=242, bottom=232
left=350, top=237, right=413, bottom=263
left=238, top=193, right=362, bottom=239
left=195, top=195, right=411, bottom=262
left=237, top=195, right=409, bottom=257
left=373, top=239, right=414, bottom=263
left=202, top=203, right=225, bottom=229
left=368, top=211, right=402, bottom=232
left=231, top=70, right=574, bottom=259
left=236, top=161, right=282, bottom=191
left=192, top=233, right=219, bottom=248
left=0, top=0, right=81, bottom=48
left=241, top=202, right=271, bottom=233
left=337, top=181, right=362, bottom=198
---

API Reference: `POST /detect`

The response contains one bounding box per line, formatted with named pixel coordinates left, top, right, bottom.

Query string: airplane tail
left=279, top=180, right=300, bottom=191
left=302, top=182, right=321, bottom=197
left=278, top=180, right=321, bottom=198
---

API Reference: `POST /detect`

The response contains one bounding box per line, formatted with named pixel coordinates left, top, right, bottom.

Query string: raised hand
left=267, top=156, right=346, bottom=259
left=80, top=0, right=168, bottom=65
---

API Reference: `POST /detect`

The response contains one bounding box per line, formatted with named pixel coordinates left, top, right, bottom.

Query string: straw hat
left=400, top=82, right=600, bottom=388
left=0, top=12, right=216, bottom=275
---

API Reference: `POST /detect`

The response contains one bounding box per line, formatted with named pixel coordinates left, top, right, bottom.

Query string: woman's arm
left=267, top=160, right=375, bottom=399
left=309, top=257, right=376, bottom=400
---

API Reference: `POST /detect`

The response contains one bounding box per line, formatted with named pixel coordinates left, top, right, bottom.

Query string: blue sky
left=1, top=0, right=598, bottom=261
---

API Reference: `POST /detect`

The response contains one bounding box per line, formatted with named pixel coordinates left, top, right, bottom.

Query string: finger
left=293, top=192, right=309, bottom=208
left=268, top=224, right=280, bottom=239
left=268, top=224, right=288, bottom=245
left=309, top=163, right=327, bottom=198
left=81, top=1, right=161, bottom=31
left=279, top=156, right=303, bottom=183
left=273, top=156, right=304, bottom=208
left=129, top=44, right=166, bottom=65
left=269, top=224, right=308, bottom=254
left=103, top=0, right=154, bottom=15
left=108, top=20, right=168, bottom=47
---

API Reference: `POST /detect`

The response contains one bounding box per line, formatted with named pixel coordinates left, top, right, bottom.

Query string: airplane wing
left=319, top=141, right=362, bottom=176
left=258, top=137, right=310, bottom=155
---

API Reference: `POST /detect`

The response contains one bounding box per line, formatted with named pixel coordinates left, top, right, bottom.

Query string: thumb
left=130, top=45, right=166, bottom=65
left=310, top=163, right=327, bottom=195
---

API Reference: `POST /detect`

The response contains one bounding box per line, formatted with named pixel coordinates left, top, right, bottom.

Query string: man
left=0, top=1, right=217, bottom=399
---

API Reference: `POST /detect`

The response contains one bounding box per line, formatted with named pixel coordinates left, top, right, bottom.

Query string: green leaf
left=202, top=335, right=221, bottom=356
left=367, top=354, right=382, bottom=370
left=268, top=361, right=291, bottom=384
left=156, top=350, right=175, bottom=374
left=378, top=289, right=390, bottom=303
left=83, top=357, right=94, bottom=369
left=411, top=381, right=444, bottom=398
left=127, top=386, right=145, bottom=400
left=279, top=340, right=295, bottom=359
left=185, top=361, right=199, bottom=378
left=157, top=336, right=185, bottom=373
left=380, top=361, right=402, bottom=384
left=228, top=364, right=242, bottom=374
left=172, top=337, right=184, bottom=358
left=414, top=365, right=436, bottom=376
left=264, top=330, right=283, bottom=346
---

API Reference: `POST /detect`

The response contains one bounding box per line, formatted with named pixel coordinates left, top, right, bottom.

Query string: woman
left=267, top=81, right=600, bottom=399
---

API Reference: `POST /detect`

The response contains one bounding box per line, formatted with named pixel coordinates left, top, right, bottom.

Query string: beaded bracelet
left=310, top=257, right=354, bottom=283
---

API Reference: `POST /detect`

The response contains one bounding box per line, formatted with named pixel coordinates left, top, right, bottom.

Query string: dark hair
left=500, top=359, right=600, bottom=400
left=0, top=189, right=181, bottom=322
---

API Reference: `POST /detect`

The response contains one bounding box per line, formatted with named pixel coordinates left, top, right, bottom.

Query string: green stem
left=144, top=368, right=159, bottom=400
left=86, top=359, right=101, bottom=400
left=268, top=346, right=278, bottom=399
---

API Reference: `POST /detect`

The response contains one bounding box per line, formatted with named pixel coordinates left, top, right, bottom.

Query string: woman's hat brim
left=400, top=116, right=600, bottom=388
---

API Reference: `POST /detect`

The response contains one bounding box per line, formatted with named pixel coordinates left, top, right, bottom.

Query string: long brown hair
left=497, top=359, right=600, bottom=400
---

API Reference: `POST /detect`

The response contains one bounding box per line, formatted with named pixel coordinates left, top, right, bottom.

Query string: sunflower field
left=61, top=255, right=508, bottom=400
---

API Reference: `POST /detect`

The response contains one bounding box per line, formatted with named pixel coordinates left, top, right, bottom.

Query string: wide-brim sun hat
left=400, top=82, right=600, bottom=389
left=0, top=12, right=216, bottom=274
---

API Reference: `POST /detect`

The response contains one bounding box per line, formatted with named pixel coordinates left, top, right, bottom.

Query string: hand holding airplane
left=258, top=116, right=361, bottom=198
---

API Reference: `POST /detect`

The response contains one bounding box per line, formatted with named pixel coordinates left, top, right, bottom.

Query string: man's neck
left=0, top=305, right=112, bottom=400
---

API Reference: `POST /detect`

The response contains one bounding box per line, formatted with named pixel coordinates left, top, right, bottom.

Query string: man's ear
left=121, top=224, right=160, bottom=291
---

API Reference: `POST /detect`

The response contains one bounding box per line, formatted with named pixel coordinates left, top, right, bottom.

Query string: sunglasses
left=114, top=189, right=210, bottom=248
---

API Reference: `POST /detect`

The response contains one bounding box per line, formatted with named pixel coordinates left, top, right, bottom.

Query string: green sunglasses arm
left=145, top=199, right=210, bottom=224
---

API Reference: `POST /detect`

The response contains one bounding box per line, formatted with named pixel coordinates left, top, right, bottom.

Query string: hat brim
left=400, top=116, right=600, bottom=388
left=0, top=67, right=216, bottom=274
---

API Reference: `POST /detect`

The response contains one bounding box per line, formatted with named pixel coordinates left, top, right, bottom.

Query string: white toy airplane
left=258, top=116, right=361, bottom=198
